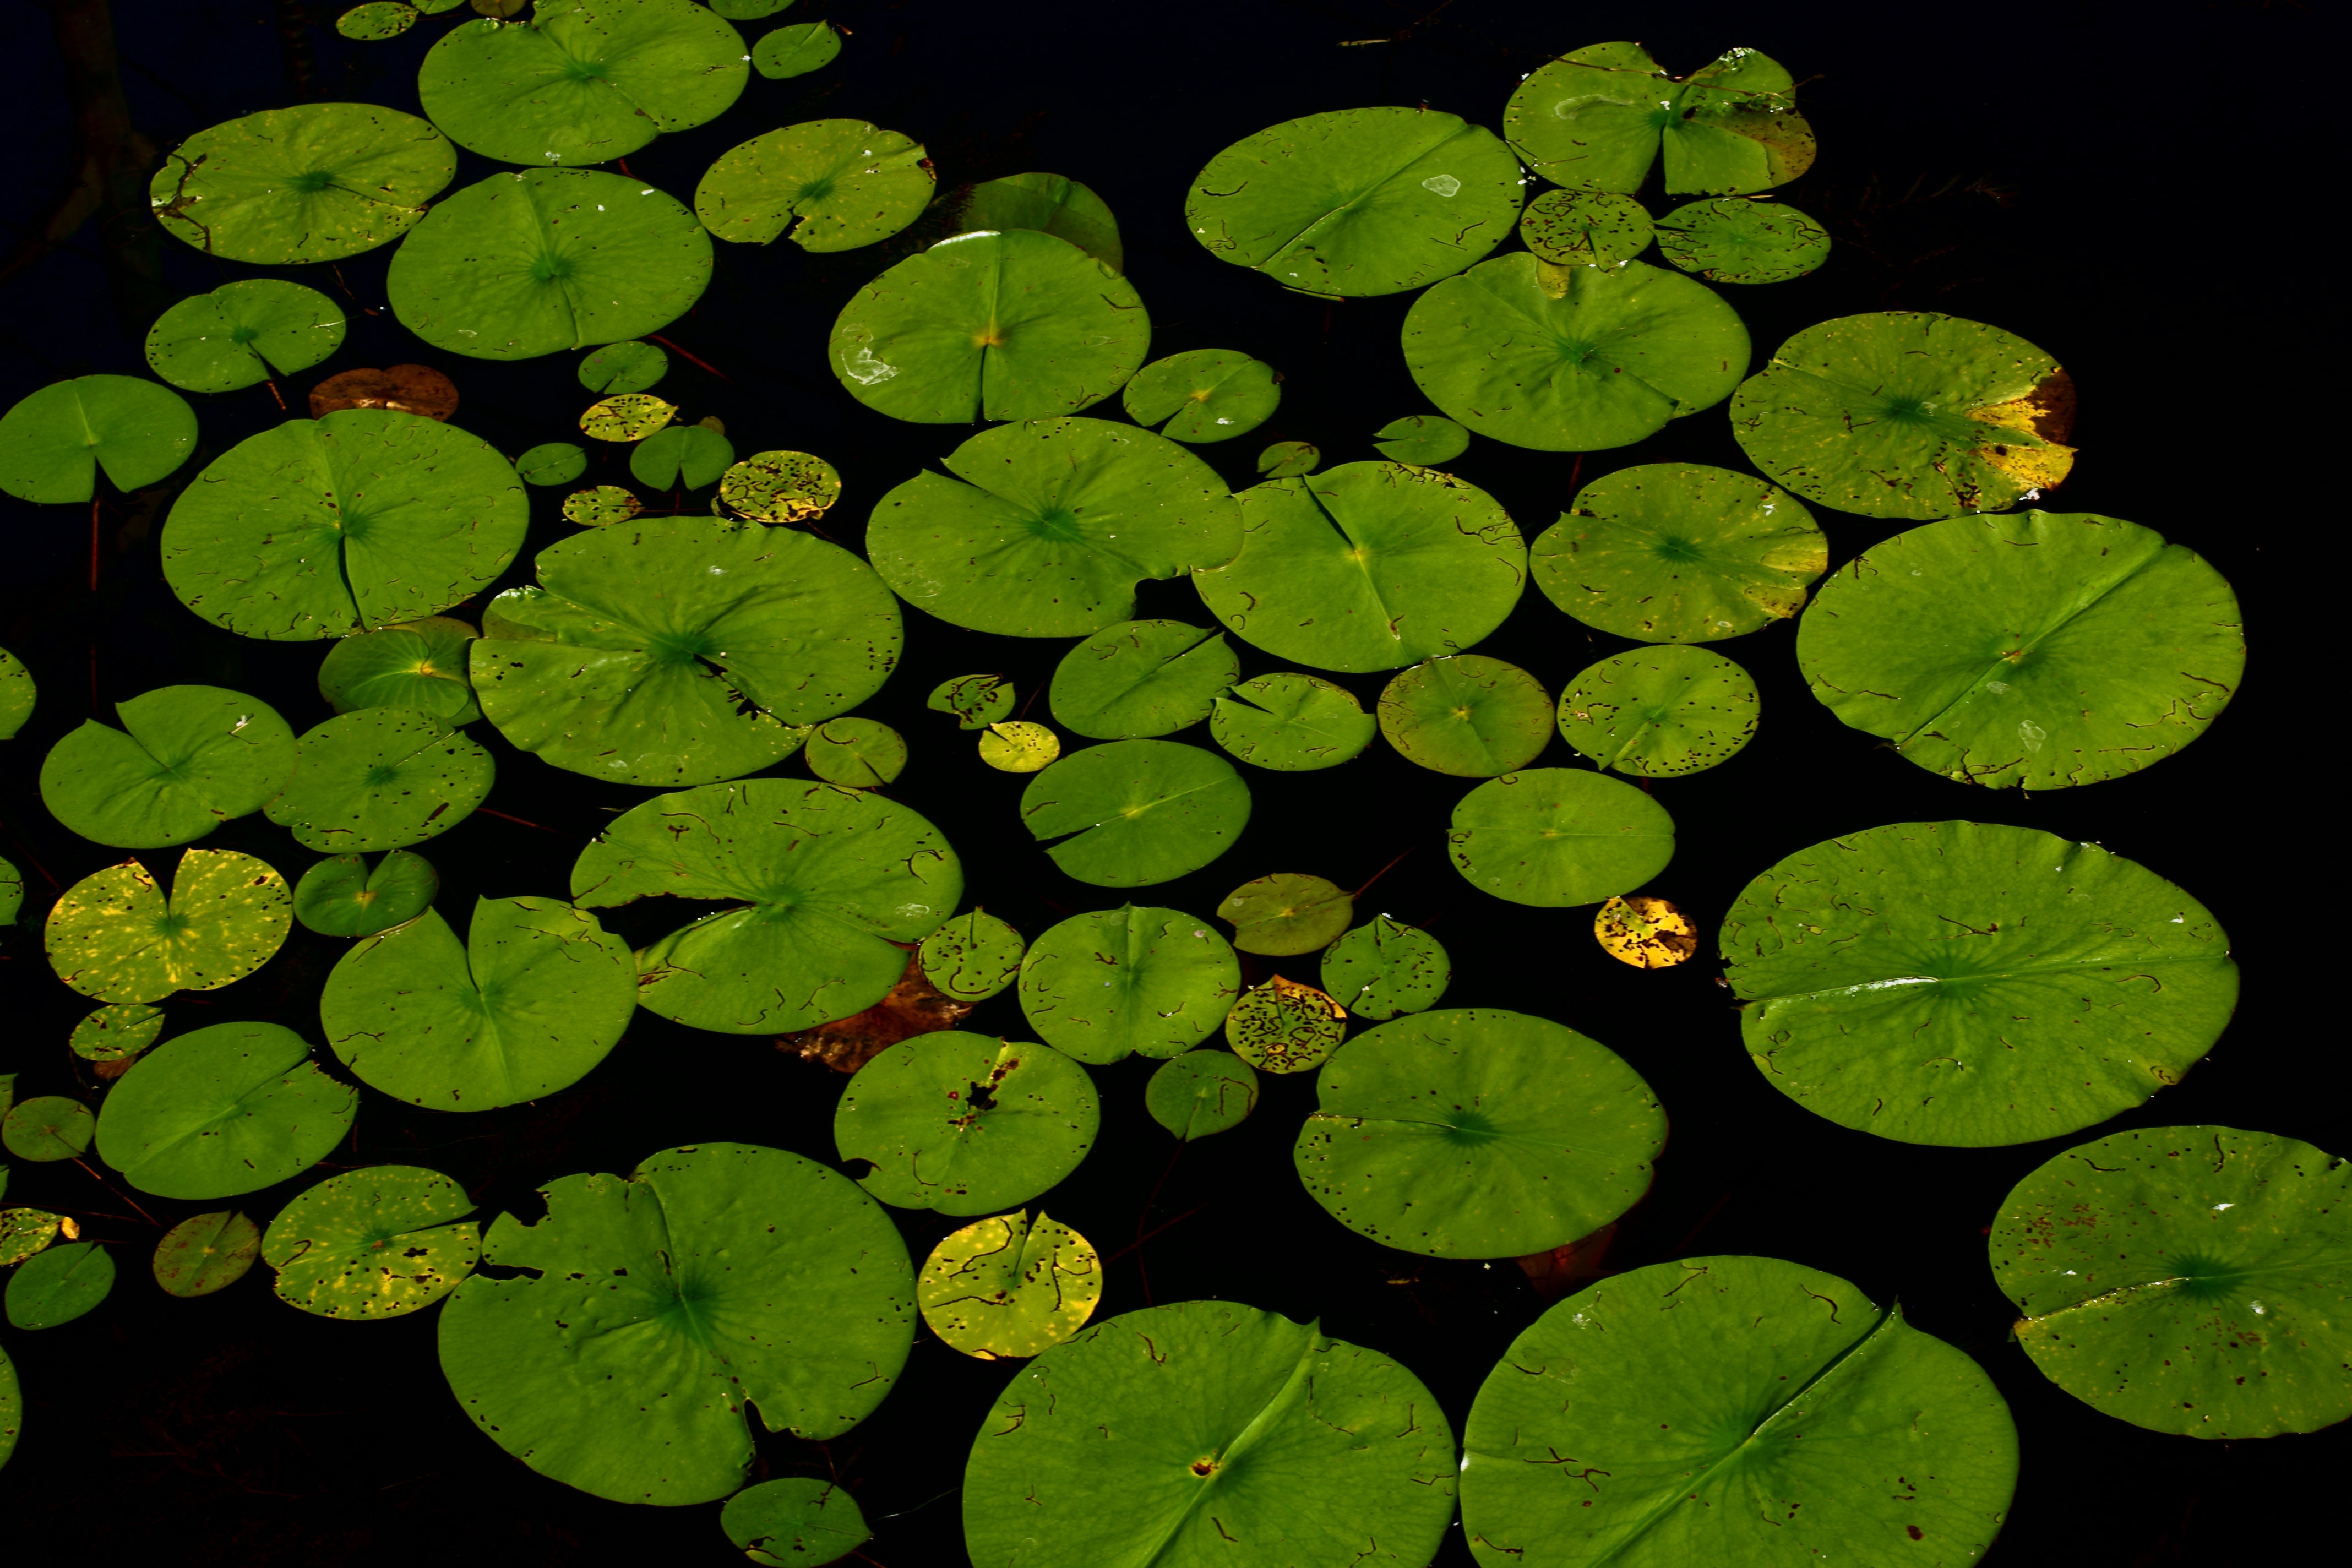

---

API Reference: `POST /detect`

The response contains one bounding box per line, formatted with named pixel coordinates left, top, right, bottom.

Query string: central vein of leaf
left=647, top=629, right=720, bottom=667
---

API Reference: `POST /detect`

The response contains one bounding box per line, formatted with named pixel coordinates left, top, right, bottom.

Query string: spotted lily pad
left=293, top=850, right=440, bottom=938
left=1225, top=976, right=1345, bottom=1075
left=1021, top=740, right=1250, bottom=888
left=149, top=104, right=456, bottom=264
left=2, top=1097, right=92, bottom=1162
left=959, top=171, right=1121, bottom=271
left=1322, top=917, right=1449, bottom=1020
left=40, top=684, right=296, bottom=849
left=1502, top=42, right=1816, bottom=195
left=720, top=450, right=841, bottom=522
left=0, top=375, right=197, bottom=504
left=1208, top=674, right=1375, bottom=772
left=69, top=1003, right=167, bottom=1065
left=95, top=1021, right=358, bottom=1199
left=1556, top=646, right=1758, bottom=776
left=1379, top=655, right=1552, bottom=777
left=45, top=850, right=291, bottom=1004
left=1517, top=188, right=1653, bottom=266
left=1145, top=1050, right=1259, bottom=1141
left=980, top=722, right=1059, bottom=772
left=579, top=339, right=667, bottom=393
left=752, top=21, right=841, bottom=80
left=1217, top=872, right=1352, bottom=957
left=805, top=717, right=906, bottom=788
left=1594, top=894, right=1698, bottom=969
left=144, top=281, right=347, bottom=393
left=265, top=710, right=493, bottom=852
left=1370, top=413, right=1469, bottom=466
left=725, top=1479, right=871, bottom=1565
left=319, top=618, right=481, bottom=727
left=928, top=674, right=1014, bottom=731
left=1120, top=351, right=1280, bottom=444
left=1448, top=769, right=1675, bottom=907
left=6, top=1243, right=114, bottom=1330
left=1656, top=197, right=1830, bottom=284
left=1017, top=905, right=1240, bottom=1064
left=919, top=911, right=1026, bottom=1003
left=696, top=120, right=933, bottom=251
left=337, top=3, right=418, bottom=40
left=263, top=1164, right=481, bottom=1318
left=918, top=1210, right=1102, bottom=1361
left=152, top=1210, right=263, bottom=1298
left=564, top=484, right=644, bottom=525
left=1050, top=621, right=1237, bottom=740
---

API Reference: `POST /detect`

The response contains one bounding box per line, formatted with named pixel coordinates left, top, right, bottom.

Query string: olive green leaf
left=1379, top=654, right=1552, bottom=777
left=263, top=1164, right=480, bottom=1318
left=1017, top=905, right=1240, bottom=1064
left=928, top=673, right=1013, bottom=730
left=1225, top=976, right=1345, bottom=1075
left=1462, top=1256, right=2017, bottom=1567
left=1255, top=439, right=1318, bottom=477
left=919, top=1210, right=1101, bottom=1361
left=2, top=1097, right=93, bottom=1161
left=0, top=375, right=196, bottom=504
left=564, top=484, right=644, bottom=525
left=319, top=618, right=481, bottom=727
left=69, top=1003, right=166, bottom=1064
left=473, top=516, right=897, bottom=786
left=389, top=170, right=713, bottom=360
left=871, top=418, right=1240, bottom=637
left=0, top=857, right=18, bottom=927
left=264, top=710, right=493, bottom=852
left=1448, top=768, right=1675, bottom=907
left=1298, top=1006, right=1664, bottom=1257
left=1502, top=42, right=1816, bottom=196
left=336, top=2, right=416, bottom=41
left=293, top=850, right=439, bottom=938
left=152, top=1211, right=262, bottom=1298
left=725, top=1478, right=871, bottom=1565
left=980, top=722, right=1060, bottom=772
left=959, top=171, right=1121, bottom=271
left=806, top=717, right=906, bottom=788
left=709, top=0, right=788, bottom=16
left=1656, top=196, right=1830, bottom=284
left=1, top=647, right=35, bottom=739
left=1723, top=821, right=2237, bottom=1147
left=1730, top=312, right=2075, bottom=519
left=571, top=778, right=961, bottom=1035
left=919, top=910, right=1025, bottom=1003
left=1050, top=621, right=1237, bottom=741
left=752, top=20, right=840, bottom=80
left=630, top=422, right=733, bottom=488
left=1145, top=1049, right=1259, bottom=1141
left=144, top=281, right=346, bottom=394
left=964, top=1301, right=1458, bottom=1567
left=1531, top=461, right=1825, bottom=642
left=517, top=443, right=589, bottom=485
left=828, top=231, right=1149, bottom=423
left=838, top=1033, right=1097, bottom=1217
left=95, top=1021, right=357, bottom=1199
left=1517, top=188, right=1653, bottom=266
left=40, top=684, right=296, bottom=849
left=1556, top=646, right=1758, bottom=777
left=720, top=450, right=840, bottom=522
left=697, top=120, right=933, bottom=251
left=1195, top=462, right=1526, bottom=674
left=1021, top=740, right=1250, bottom=888
left=161, top=410, right=527, bottom=640
left=439, top=1142, right=914, bottom=1504
left=1797, top=511, right=2241, bottom=789
left=1, top=1209, right=63, bottom=1268
left=6, top=1243, right=114, bottom=1330
left=1322, top=917, right=1449, bottom=1020
left=0, top=1342, right=17, bottom=1469
left=1217, top=872, right=1352, bottom=956
left=1370, top=413, right=1468, bottom=467
left=1121, top=351, right=1280, bottom=444
left=579, top=339, right=668, bottom=393
left=1208, top=673, right=1374, bottom=772
left=149, top=104, right=455, bottom=264
left=1188, top=106, right=1522, bottom=297
left=417, top=0, right=748, bottom=166
left=1991, top=1126, right=2349, bottom=1439
left=1402, top=254, right=1749, bottom=452
left=46, top=850, right=292, bottom=1004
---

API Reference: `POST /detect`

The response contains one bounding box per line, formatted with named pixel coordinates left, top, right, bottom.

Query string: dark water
left=0, top=1, right=2339, bottom=1562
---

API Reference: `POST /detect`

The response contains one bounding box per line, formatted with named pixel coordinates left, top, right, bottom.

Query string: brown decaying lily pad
left=310, top=364, right=460, bottom=421
left=780, top=949, right=973, bottom=1073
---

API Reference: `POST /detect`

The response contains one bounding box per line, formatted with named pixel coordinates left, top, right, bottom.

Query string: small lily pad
left=318, top=617, right=481, bottom=726
left=263, top=1164, right=481, bottom=1318
left=1322, top=917, right=1450, bottom=1020
left=836, top=1035, right=1099, bottom=1216
left=1, top=648, right=34, bottom=739
left=1370, top=413, right=1469, bottom=466
left=1447, top=769, right=1675, bottom=907
left=149, top=103, right=455, bottom=264
left=697, top=120, right=933, bottom=252
left=1225, top=976, right=1345, bottom=1075
left=45, top=850, right=292, bottom=1004
left=2, top=1097, right=93, bottom=1162
left=1208, top=673, right=1375, bottom=772
left=1, top=1210, right=64, bottom=1267
left=630, top=422, right=733, bottom=489
left=1017, top=905, right=1240, bottom=1064
left=929, top=674, right=1014, bottom=730
left=563, top=484, right=644, bottom=525
left=919, top=911, right=1026, bottom=1003
left=918, top=1210, right=1102, bottom=1359
left=1656, top=197, right=1831, bottom=284
left=1378, top=655, right=1552, bottom=777
left=752, top=20, right=841, bottom=81
left=578, top=339, right=667, bottom=394
left=723, top=1478, right=871, bottom=1565
left=979, top=722, right=1060, bottom=772
left=959, top=171, right=1121, bottom=271
left=1594, top=894, right=1697, bottom=968
left=0, top=375, right=197, bottom=504
left=95, top=1021, right=358, bottom=1199
left=39, top=684, right=296, bottom=849
left=1517, top=189, right=1653, bottom=266
left=1021, top=741, right=1250, bottom=888
left=1503, top=42, right=1816, bottom=195
left=68, top=1004, right=167, bottom=1064
left=1145, top=1049, right=1259, bottom=1141
left=1556, top=646, right=1759, bottom=776
left=264, top=709, right=493, bottom=853
left=336, top=3, right=417, bottom=41
left=806, top=717, right=906, bottom=788
left=1217, top=872, right=1353, bottom=957
left=1256, top=439, right=1319, bottom=477
left=517, top=443, right=589, bottom=484
left=1121, top=350, right=1280, bottom=444
left=152, top=1211, right=262, bottom=1298
left=1050, top=620, right=1237, bottom=740
left=144, top=280, right=347, bottom=393
left=293, top=850, right=440, bottom=938
left=6, top=1243, right=113, bottom=1330
left=720, top=450, right=841, bottom=522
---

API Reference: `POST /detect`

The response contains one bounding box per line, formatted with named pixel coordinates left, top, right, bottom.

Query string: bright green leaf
left=518, top=442, right=591, bottom=484
left=1370, top=413, right=1468, bottom=466
left=1021, top=739, right=1250, bottom=888
left=578, top=339, right=668, bottom=393
left=630, top=422, right=734, bottom=488
left=836, top=1034, right=1098, bottom=1216
left=0, top=648, right=34, bottom=739
left=751, top=20, right=840, bottom=81
left=1656, top=196, right=1830, bottom=284
left=1145, top=1050, right=1259, bottom=1141
left=1017, top=905, right=1239, bottom=1064
left=1517, top=188, right=1653, bottom=266
left=805, top=716, right=906, bottom=788
left=1217, top=872, right=1352, bottom=957
left=959, top=171, right=1120, bottom=271
left=1255, top=439, right=1318, bottom=477
left=918, top=910, right=1025, bottom=1003
left=1447, top=768, right=1674, bottom=907
left=978, top=721, right=1059, bottom=772
left=6, top=1243, right=114, bottom=1330
left=95, top=1021, right=357, bottom=1199
left=1120, top=350, right=1279, bottom=444
left=1556, top=646, right=1758, bottom=776
left=1502, top=42, right=1816, bottom=196
left=1322, top=917, right=1449, bottom=1021
left=725, top=1478, right=871, bottom=1565
left=69, top=1003, right=166, bottom=1064
left=928, top=673, right=1014, bottom=731
left=144, top=280, right=346, bottom=393
left=293, top=850, right=440, bottom=938
left=45, top=850, right=291, bottom=1004
left=1208, top=673, right=1374, bottom=773
left=696, top=120, right=933, bottom=251
left=0, top=375, right=196, bottom=504
left=39, top=684, right=295, bottom=849
left=1050, top=620, right=1235, bottom=740
left=318, top=617, right=481, bottom=727
left=149, top=104, right=455, bottom=264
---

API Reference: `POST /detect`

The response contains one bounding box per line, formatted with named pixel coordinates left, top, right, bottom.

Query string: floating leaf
left=0, top=1343, right=15, bottom=1467
left=2, top=1097, right=93, bottom=1162
left=578, top=339, right=668, bottom=393
left=318, top=617, right=481, bottom=727
left=1021, top=740, right=1249, bottom=888
left=919, top=1210, right=1101, bottom=1360
left=1379, top=654, right=1551, bottom=777
left=1217, top=872, right=1352, bottom=957
left=1321, top=917, right=1449, bottom=1020
left=959, top=171, right=1120, bottom=271
left=1722, top=821, right=2236, bottom=1147
left=144, top=280, right=346, bottom=393
left=1502, top=42, right=1816, bottom=195
left=563, top=484, right=644, bottom=525
left=263, top=1165, right=480, bottom=1318
left=1556, top=646, right=1758, bottom=776
left=724, top=1478, right=870, bottom=1566
left=473, top=516, right=899, bottom=785
left=709, top=0, right=788, bottom=16
left=1195, top=462, right=1525, bottom=674
left=149, top=104, right=455, bottom=264
left=337, top=2, right=418, bottom=40
left=572, top=778, right=960, bottom=1034
left=5, top=1243, right=113, bottom=1330
left=1531, top=461, right=1825, bottom=643
left=780, top=951, right=971, bottom=1075
left=0, top=858, right=17, bottom=927
left=1990, top=1125, right=2350, bottom=1439
left=1797, top=511, right=2241, bottom=788
left=1188, top=106, right=1521, bottom=297
left=1656, top=196, right=1830, bottom=284
left=309, top=363, right=460, bottom=420
left=45, top=850, right=291, bottom=1004
left=1370, top=413, right=1468, bottom=466
left=516, top=443, right=589, bottom=485
left=305, top=858, right=439, bottom=952
left=1461, top=1256, right=2017, bottom=1565
left=919, top=910, right=1026, bottom=1003
left=1, top=1210, right=64, bottom=1268
left=1225, top=976, right=1344, bottom=1075
left=720, top=450, right=840, bottom=522
left=0, top=648, right=34, bottom=739
left=1594, top=894, right=1696, bottom=968
left=751, top=20, right=840, bottom=80
left=978, top=721, right=1059, bottom=772
left=0, top=375, right=197, bottom=504
left=1120, top=350, right=1280, bottom=444
left=630, top=422, right=733, bottom=488
left=439, top=1142, right=914, bottom=1504
left=1145, top=1050, right=1259, bottom=1141
left=1208, top=673, right=1374, bottom=773
left=1255, top=439, right=1318, bottom=477
left=1050, top=620, right=1236, bottom=741
left=264, top=709, right=493, bottom=852
left=697, top=120, right=933, bottom=251
left=152, top=1211, right=262, bottom=1298
left=39, top=684, right=296, bottom=849
left=69, top=1003, right=167, bottom=1067
left=1017, top=905, right=1239, bottom=1064
left=1448, top=769, right=1675, bottom=907
left=1517, top=188, right=1653, bottom=266
left=805, top=717, right=906, bottom=788
left=95, top=1021, right=357, bottom=1199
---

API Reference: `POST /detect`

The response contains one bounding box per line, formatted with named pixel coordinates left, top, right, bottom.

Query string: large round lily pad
left=1020, top=740, right=1250, bottom=888
left=697, top=119, right=932, bottom=251
left=868, top=418, right=1239, bottom=637
left=1225, top=977, right=1344, bottom=1075
left=438, top=1142, right=915, bottom=1504
left=957, top=171, right=1123, bottom=271
left=1186, top=106, right=1521, bottom=297
left=161, top=410, right=526, bottom=640
left=144, top=280, right=346, bottom=394
left=1656, top=197, right=1830, bottom=284
left=1049, top=620, right=1236, bottom=739
left=263, top=1164, right=480, bottom=1319
left=1721, top=821, right=2238, bottom=1147
left=264, top=710, right=493, bottom=853
left=1502, top=42, right=1816, bottom=196
left=1208, top=673, right=1375, bottom=771
left=571, top=779, right=961, bottom=1035
left=1120, top=350, right=1280, bottom=443
left=1371, top=413, right=1469, bottom=467
left=46, top=850, right=291, bottom=1004
left=836, top=1034, right=1099, bottom=1216
left=39, top=685, right=295, bottom=848
left=919, top=1210, right=1102, bottom=1361
left=1017, top=905, right=1240, bottom=1064
left=149, top=103, right=456, bottom=264
left=319, top=617, right=481, bottom=726
left=1461, top=1255, right=2017, bottom=1568
left=1990, top=1125, right=2349, bottom=1439
left=1448, top=769, right=1675, bottom=907
left=1194, top=462, right=1526, bottom=673
left=1296, top=1006, right=1664, bottom=1258
left=1555, top=646, right=1759, bottom=777
left=804, top=717, right=905, bottom=790
left=1379, top=654, right=1552, bottom=777
left=752, top=20, right=841, bottom=81
left=1795, top=511, right=2242, bottom=789
left=95, top=1021, right=358, bottom=1199
left=1322, top=917, right=1449, bottom=1020
left=294, top=851, right=438, bottom=938
left=963, top=1300, right=1458, bottom=1568
left=0, top=375, right=196, bottom=504
left=1403, top=255, right=1749, bottom=452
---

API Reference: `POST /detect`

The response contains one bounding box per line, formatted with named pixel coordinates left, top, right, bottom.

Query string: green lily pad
left=1371, top=413, right=1469, bottom=466
left=1021, top=739, right=1250, bottom=888
left=39, top=684, right=296, bottom=848
left=0, top=1343, right=17, bottom=1468
left=1256, top=439, right=1318, bottom=477
left=0, top=858, right=17, bottom=926
left=1379, top=654, right=1552, bottom=777
left=319, top=618, right=480, bottom=728
left=6, top=1243, right=114, bottom=1330
left=2, top=1097, right=93, bottom=1161
left=1194, top=462, right=1526, bottom=674
left=320, top=897, right=636, bottom=1110
left=709, top=0, right=788, bottom=16
left=583, top=393, right=678, bottom=440
left=1656, top=197, right=1830, bottom=284
left=1461, top=1255, right=2017, bottom=1567
left=1017, top=905, right=1240, bottom=1064
left=980, top=722, right=1059, bottom=772
left=718, top=450, right=841, bottom=522
left=417, top=0, right=748, bottom=166
left=1, top=647, right=34, bottom=739
left=1447, top=768, right=1675, bottom=907
left=1049, top=621, right=1236, bottom=741
left=144, top=281, right=347, bottom=394
left=1187, top=106, right=1522, bottom=297
left=1730, top=312, right=2076, bottom=519
left=46, top=850, right=292, bottom=1004
left=805, top=717, right=906, bottom=788
left=389, top=169, right=714, bottom=360
left=919, top=1210, right=1101, bottom=1361
left=1402, top=254, right=1749, bottom=453
left=964, top=1300, right=1458, bottom=1567
left=1225, top=976, right=1345, bottom=1075
left=263, top=1164, right=480, bottom=1319
left=1530, top=461, right=1826, bottom=642
left=95, top=1021, right=358, bottom=1199
left=697, top=120, right=932, bottom=251
left=1990, top=1126, right=2350, bottom=1439
left=337, top=2, right=417, bottom=40
left=152, top=1211, right=262, bottom=1298
left=1502, top=42, right=1816, bottom=196
left=563, top=484, right=644, bottom=525
left=752, top=20, right=840, bottom=80
left=1322, top=917, right=1450, bottom=1020
left=1796, top=511, right=2241, bottom=789
left=473, top=516, right=899, bottom=785
left=70, top=1003, right=167, bottom=1064
left=630, top=423, right=733, bottom=489
left=293, top=851, right=438, bottom=939
left=1145, top=1050, right=1259, bottom=1141
left=1517, top=188, right=1653, bottom=266
left=149, top=103, right=455, bottom=264
left=439, top=1142, right=914, bottom=1503
left=162, top=410, right=527, bottom=640
left=959, top=171, right=1121, bottom=271
left=827, top=230, right=1149, bottom=423
left=1556, top=646, right=1758, bottom=777
left=1120, top=351, right=1280, bottom=444
left=837, top=1035, right=1098, bottom=1216
left=517, top=442, right=590, bottom=484
left=1298, top=1006, right=1664, bottom=1257
left=264, top=710, right=493, bottom=853
left=579, top=339, right=667, bottom=393
left=571, top=778, right=961, bottom=1035
left=725, top=1478, right=872, bottom=1565
left=919, top=910, right=1025, bottom=1003
left=1207, top=673, right=1374, bottom=772
left=1722, top=821, right=2237, bottom=1147
left=0, top=375, right=197, bottom=504
left=1216, top=872, right=1352, bottom=957
left=928, top=674, right=1014, bottom=731
left=1, top=1210, right=63, bottom=1267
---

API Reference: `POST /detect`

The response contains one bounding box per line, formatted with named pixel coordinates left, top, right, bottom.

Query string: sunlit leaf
left=309, top=363, right=460, bottom=420
left=1120, top=350, right=1279, bottom=444
left=1503, top=42, right=1816, bottom=196
left=45, top=850, right=291, bottom=1004
left=144, top=280, right=346, bottom=394
left=39, top=684, right=295, bottom=849
left=149, top=104, right=455, bottom=264
left=979, top=721, right=1059, bottom=772
left=1322, top=917, right=1449, bottom=1020
left=1593, top=894, right=1696, bottom=968
left=959, top=171, right=1120, bottom=271
left=5, top=1243, right=113, bottom=1330
left=293, top=850, right=439, bottom=938
left=1225, top=976, right=1344, bottom=1075
left=1145, top=1049, right=1258, bottom=1141
left=1517, top=188, right=1652, bottom=266
left=918, top=1210, right=1100, bottom=1362
left=724, top=1478, right=870, bottom=1566
left=697, top=120, right=933, bottom=251
left=1022, top=739, right=1249, bottom=888
left=1017, top=905, right=1239, bottom=1064
left=151, top=1210, right=262, bottom=1298
left=1657, top=196, right=1830, bottom=284
left=69, top=1003, right=166, bottom=1065
left=806, top=716, right=906, bottom=788
left=2, top=1096, right=92, bottom=1162
left=928, top=674, right=1012, bottom=730
left=751, top=20, right=840, bottom=80
left=1379, top=654, right=1551, bottom=777
left=630, top=422, right=733, bottom=488
left=578, top=338, right=668, bottom=393
left=720, top=449, right=840, bottom=521
left=1557, top=646, right=1758, bottom=777
left=1217, top=872, right=1352, bottom=957
left=0, top=648, right=34, bottom=740
left=262, top=1164, right=480, bottom=1317
left=318, top=617, right=480, bottom=728
left=582, top=393, right=678, bottom=440
left=1255, top=439, right=1317, bottom=477
left=1049, top=620, right=1235, bottom=740
left=95, top=1021, right=357, bottom=1199
left=563, top=483, right=644, bottom=525
left=1370, top=413, right=1468, bottom=466
left=1447, top=768, right=1675, bottom=907
left=919, top=910, right=1025, bottom=1003
left=264, top=709, right=493, bottom=852
left=517, top=442, right=589, bottom=484
left=1208, top=673, right=1372, bottom=773
left=0, top=375, right=196, bottom=504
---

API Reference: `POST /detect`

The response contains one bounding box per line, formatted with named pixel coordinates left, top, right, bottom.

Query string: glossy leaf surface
left=95, top=1021, right=357, bottom=1199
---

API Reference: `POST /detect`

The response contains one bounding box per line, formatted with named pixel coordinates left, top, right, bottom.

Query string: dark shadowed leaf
left=6, top=1243, right=113, bottom=1330
left=780, top=950, right=972, bottom=1075
left=724, top=1477, right=871, bottom=1565
left=563, top=484, right=644, bottom=525
left=310, top=363, right=460, bottom=420
left=69, top=1003, right=166, bottom=1064
left=1217, top=872, right=1352, bottom=956
left=1321, top=917, right=1449, bottom=1020
left=294, top=850, right=440, bottom=938
left=2, top=1097, right=93, bottom=1162
left=152, top=1210, right=262, bottom=1298
left=337, top=3, right=419, bottom=41
left=1656, top=196, right=1830, bottom=283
